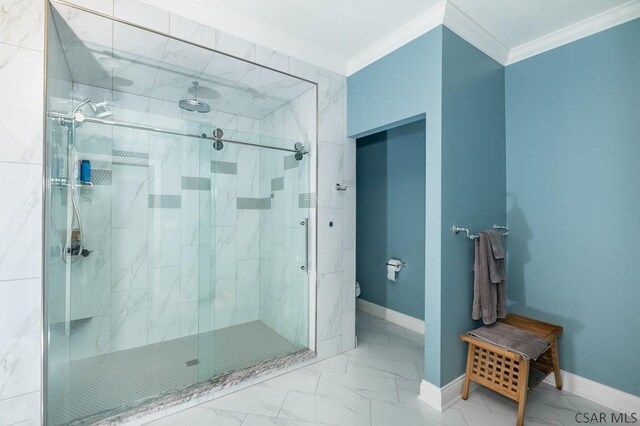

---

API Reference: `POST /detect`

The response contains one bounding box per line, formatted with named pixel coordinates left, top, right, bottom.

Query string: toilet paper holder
left=386, top=260, right=407, bottom=268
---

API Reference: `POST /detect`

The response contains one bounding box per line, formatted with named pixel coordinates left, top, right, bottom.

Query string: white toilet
left=355, top=281, right=361, bottom=298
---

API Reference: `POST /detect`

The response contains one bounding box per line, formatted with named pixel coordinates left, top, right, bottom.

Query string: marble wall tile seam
left=0, top=40, right=43, bottom=54
left=0, top=276, right=41, bottom=285
left=0, top=388, right=40, bottom=403
left=0, top=159, right=42, bottom=167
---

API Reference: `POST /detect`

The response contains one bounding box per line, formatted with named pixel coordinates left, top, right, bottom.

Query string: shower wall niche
left=44, top=2, right=317, bottom=424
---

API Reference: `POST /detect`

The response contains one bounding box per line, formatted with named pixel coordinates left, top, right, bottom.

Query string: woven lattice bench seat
left=460, top=314, right=563, bottom=426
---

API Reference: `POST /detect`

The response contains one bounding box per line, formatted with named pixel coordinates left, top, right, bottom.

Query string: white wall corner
left=356, top=299, right=425, bottom=334
left=418, top=375, right=471, bottom=411
left=443, top=2, right=510, bottom=65
left=506, top=0, right=640, bottom=65
left=544, top=370, right=640, bottom=414
left=345, top=1, right=446, bottom=75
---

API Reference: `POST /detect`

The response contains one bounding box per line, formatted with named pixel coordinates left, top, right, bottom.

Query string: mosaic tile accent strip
left=271, top=177, right=284, bottom=191
left=298, top=192, right=317, bottom=208
left=92, top=169, right=112, bottom=186
left=284, top=155, right=299, bottom=170
left=181, top=176, right=211, bottom=191
left=237, top=197, right=272, bottom=210
left=112, top=150, right=149, bottom=167
left=211, top=161, right=237, bottom=175
left=148, top=194, right=181, bottom=209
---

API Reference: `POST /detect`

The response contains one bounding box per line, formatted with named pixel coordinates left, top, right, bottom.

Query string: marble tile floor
left=145, top=310, right=619, bottom=425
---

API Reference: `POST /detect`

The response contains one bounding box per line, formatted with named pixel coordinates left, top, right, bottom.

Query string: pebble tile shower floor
left=49, top=321, right=303, bottom=425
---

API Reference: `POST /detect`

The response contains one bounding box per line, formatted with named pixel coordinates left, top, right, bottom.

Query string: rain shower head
left=179, top=81, right=211, bottom=113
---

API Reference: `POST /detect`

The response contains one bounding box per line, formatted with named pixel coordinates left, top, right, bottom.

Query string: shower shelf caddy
left=51, top=177, right=94, bottom=189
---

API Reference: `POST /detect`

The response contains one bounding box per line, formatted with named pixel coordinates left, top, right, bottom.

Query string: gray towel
left=472, top=232, right=507, bottom=325
left=487, top=231, right=505, bottom=284
left=487, top=231, right=505, bottom=259
left=467, top=322, right=551, bottom=360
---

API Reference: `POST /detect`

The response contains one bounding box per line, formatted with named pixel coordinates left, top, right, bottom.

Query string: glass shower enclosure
left=43, top=2, right=317, bottom=424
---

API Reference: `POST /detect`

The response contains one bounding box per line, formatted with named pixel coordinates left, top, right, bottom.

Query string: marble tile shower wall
left=258, top=87, right=316, bottom=348
left=0, top=0, right=355, bottom=424
left=51, top=82, right=266, bottom=358
left=0, top=0, right=46, bottom=423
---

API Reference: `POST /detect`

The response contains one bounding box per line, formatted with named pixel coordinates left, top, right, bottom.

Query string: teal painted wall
left=505, top=19, right=640, bottom=396
left=348, top=26, right=506, bottom=387
left=347, top=29, right=443, bottom=139
left=440, top=28, right=506, bottom=385
left=349, top=16, right=639, bottom=395
left=348, top=27, right=444, bottom=385
left=356, top=120, right=426, bottom=320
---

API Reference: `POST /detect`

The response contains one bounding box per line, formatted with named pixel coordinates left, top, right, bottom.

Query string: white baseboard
left=356, top=299, right=424, bottom=334
left=419, top=368, right=640, bottom=415
left=418, top=375, right=478, bottom=411
left=544, top=370, right=640, bottom=414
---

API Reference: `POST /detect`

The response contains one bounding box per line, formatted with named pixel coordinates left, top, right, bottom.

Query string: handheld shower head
left=89, top=101, right=113, bottom=118
left=72, top=99, right=113, bottom=118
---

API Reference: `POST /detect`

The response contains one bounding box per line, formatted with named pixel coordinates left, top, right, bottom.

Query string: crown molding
left=506, top=0, right=640, bottom=65
left=443, top=2, right=510, bottom=65
left=139, top=0, right=640, bottom=76
left=138, top=0, right=347, bottom=75
left=345, top=1, right=446, bottom=75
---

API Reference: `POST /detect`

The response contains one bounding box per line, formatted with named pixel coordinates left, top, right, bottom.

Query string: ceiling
left=138, top=0, right=640, bottom=74
left=51, top=2, right=314, bottom=120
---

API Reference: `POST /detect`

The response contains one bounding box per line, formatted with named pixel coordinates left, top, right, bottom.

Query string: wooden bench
left=460, top=314, right=563, bottom=426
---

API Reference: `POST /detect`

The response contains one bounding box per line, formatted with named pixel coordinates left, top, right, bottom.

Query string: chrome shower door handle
left=301, top=218, right=309, bottom=274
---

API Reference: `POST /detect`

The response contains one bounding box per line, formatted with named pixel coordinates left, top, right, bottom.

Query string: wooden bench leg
left=517, top=360, right=530, bottom=426
left=462, top=344, right=474, bottom=400
left=550, top=338, right=562, bottom=390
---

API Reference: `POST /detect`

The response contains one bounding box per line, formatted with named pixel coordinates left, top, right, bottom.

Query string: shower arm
left=72, top=98, right=92, bottom=115
left=49, top=111, right=309, bottom=156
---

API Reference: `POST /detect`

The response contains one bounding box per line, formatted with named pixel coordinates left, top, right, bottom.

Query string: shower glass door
left=197, top=125, right=311, bottom=379
left=44, top=2, right=316, bottom=424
